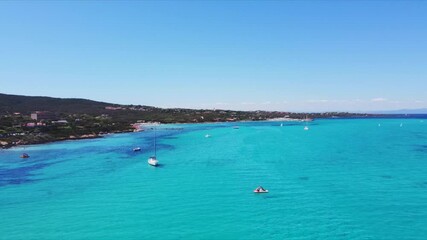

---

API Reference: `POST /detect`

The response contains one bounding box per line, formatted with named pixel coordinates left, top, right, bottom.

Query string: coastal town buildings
left=30, top=111, right=57, bottom=121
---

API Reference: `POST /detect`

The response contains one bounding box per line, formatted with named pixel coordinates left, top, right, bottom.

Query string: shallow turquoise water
left=1, top=118, right=426, bottom=239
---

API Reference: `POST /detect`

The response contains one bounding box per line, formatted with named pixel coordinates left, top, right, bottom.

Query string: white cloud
left=241, top=102, right=255, bottom=105
left=214, top=102, right=229, bottom=106
left=371, top=97, right=387, bottom=102
left=306, top=99, right=329, bottom=103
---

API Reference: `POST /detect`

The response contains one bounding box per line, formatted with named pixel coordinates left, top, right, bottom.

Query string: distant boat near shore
left=304, top=115, right=309, bottom=130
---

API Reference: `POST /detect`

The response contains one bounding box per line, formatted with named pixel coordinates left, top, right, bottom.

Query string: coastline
left=2, top=119, right=279, bottom=150
left=4, top=114, right=425, bottom=150
left=1, top=129, right=134, bottom=150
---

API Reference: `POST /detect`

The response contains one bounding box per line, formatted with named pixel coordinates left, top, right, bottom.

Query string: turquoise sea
left=1, top=118, right=426, bottom=240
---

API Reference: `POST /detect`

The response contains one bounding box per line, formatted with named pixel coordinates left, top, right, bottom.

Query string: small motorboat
left=133, top=147, right=141, bottom=152
left=205, top=134, right=211, bottom=138
left=148, top=156, right=158, bottom=166
left=304, top=126, right=309, bottom=131
left=20, top=153, right=30, bottom=158
left=233, top=126, right=239, bottom=129
left=253, top=186, right=268, bottom=193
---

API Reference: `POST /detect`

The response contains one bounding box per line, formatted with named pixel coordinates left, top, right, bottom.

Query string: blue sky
left=1, top=1, right=426, bottom=112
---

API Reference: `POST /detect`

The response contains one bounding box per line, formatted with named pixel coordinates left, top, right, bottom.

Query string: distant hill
left=0, top=93, right=380, bottom=148
left=0, top=93, right=118, bottom=114
left=0, top=92, right=373, bottom=124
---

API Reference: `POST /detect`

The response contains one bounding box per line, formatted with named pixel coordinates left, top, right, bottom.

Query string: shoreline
left=2, top=119, right=278, bottom=149
left=1, top=129, right=135, bottom=150
left=3, top=115, right=425, bottom=150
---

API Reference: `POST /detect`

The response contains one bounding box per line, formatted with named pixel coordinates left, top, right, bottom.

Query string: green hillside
left=0, top=93, right=374, bottom=148
left=0, top=93, right=114, bottom=114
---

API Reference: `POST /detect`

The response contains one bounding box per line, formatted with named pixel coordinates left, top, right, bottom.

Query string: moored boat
left=253, top=186, right=268, bottom=193
left=148, top=127, right=159, bottom=167
left=304, top=115, right=309, bottom=130
left=148, top=156, right=158, bottom=166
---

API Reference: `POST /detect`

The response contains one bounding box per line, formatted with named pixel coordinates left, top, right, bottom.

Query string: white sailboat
left=148, top=156, right=158, bottom=166
left=148, top=128, right=159, bottom=166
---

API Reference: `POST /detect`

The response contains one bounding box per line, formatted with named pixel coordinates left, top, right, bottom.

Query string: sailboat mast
left=154, top=127, right=157, bottom=157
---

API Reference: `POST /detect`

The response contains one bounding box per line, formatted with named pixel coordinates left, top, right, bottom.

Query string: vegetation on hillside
left=0, top=93, right=374, bottom=148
